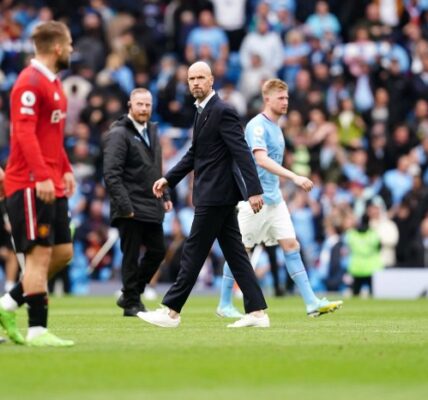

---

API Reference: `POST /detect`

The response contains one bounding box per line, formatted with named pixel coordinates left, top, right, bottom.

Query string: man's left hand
left=63, top=172, right=76, bottom=198
left=248, top=194, right=264, bottom=214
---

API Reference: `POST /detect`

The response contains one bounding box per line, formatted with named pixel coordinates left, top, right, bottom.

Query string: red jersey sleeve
left=11, top=85, right=51, bottom=182
left=61, top=147, right=73, bottom=174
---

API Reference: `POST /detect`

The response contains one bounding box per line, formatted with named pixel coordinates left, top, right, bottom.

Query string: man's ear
left=53, top=41, right=62, bottom=56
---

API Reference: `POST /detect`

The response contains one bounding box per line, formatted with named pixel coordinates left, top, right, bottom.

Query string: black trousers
left=352, top=276, right=372, bottom=296
left=163, top=205, right=267, bottom=313
left=117, top=219, right=166, bottom=306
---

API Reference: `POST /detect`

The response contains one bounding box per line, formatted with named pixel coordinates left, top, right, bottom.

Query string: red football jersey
left=5, top=59, right=72, bottom=197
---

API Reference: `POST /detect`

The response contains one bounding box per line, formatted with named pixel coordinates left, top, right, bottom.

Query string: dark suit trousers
left=163, top=205, right=267, bottom=313
left=117, top=219, right=166, bottom=306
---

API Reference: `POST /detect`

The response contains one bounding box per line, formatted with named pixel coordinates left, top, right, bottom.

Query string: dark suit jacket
left=103, top=115, right=168, bottom=226
left=165, top=94, right=263, bottom=206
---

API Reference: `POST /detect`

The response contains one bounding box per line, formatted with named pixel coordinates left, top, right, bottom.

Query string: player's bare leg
left=48, top=243, right=73, bottom=279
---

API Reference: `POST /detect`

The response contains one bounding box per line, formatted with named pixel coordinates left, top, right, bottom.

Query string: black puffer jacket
left=103, top=115, right=168, bottom=226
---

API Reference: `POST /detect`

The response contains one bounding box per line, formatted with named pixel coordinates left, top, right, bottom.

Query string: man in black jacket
left=103, top=88, right=172, bottom=316
left=138, top=61, right=269, bottom=328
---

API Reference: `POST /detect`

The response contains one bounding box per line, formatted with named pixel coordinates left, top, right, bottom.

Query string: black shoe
left=123, top=306, right=144, bottom=317
left=116, top=294, right=146, bottom=317
left=274, top=287, right=286, bottom=297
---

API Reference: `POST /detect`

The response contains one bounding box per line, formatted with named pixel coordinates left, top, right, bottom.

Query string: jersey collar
left=30, top=59, right=57, bottom=82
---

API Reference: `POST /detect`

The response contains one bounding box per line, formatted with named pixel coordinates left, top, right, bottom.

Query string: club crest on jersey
left=50, top=109, right=66, bottom=123
left=54, top=92, right=60, bottom=101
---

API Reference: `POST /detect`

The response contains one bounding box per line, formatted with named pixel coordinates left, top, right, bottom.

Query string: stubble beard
left=56, top=56, right=70, bottom=72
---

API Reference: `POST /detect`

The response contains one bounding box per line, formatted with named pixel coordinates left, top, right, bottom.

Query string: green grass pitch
left=1, top=296, right=427, bottom=400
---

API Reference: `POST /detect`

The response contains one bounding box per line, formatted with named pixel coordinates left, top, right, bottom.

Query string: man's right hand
left=35, top=179, right=55, bottom=203
left=293, top=175, right=314, bottom=192
left=153, top=177, right=168, bottom=198
left=248, top=194, right=264, bottom=214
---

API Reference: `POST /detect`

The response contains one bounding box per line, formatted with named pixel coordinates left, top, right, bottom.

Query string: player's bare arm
left=253, top=149, right=313, bottom=192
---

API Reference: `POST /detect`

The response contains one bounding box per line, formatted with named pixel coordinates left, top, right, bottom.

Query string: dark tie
left=194, top=105, right=203, bottom=128
left=141, top=127, right=150, bottom=147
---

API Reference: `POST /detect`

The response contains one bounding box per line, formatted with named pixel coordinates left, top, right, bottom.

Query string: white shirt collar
left=30, top=59, right=57, bottom=82
left=128, top=114, right=147, bottom=133
left=194, top=90, right=215, bottom=111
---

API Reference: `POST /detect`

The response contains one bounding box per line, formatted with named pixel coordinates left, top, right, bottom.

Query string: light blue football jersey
left=245, top=113, right=285, bottom=205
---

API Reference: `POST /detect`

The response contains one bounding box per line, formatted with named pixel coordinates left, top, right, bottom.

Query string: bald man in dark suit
left=138, top=61, right=269, bottom=328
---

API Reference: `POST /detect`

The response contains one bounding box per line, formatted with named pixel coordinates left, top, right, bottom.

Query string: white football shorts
left=237, top=200, right=296, bottom=248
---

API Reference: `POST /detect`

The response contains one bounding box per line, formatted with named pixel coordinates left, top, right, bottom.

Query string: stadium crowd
left=1, top=0, right=428, bottom=296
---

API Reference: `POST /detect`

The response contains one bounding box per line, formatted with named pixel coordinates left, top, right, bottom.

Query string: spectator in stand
left=239, top=18, right=283, bottom=77
left=318, top=214, right=346, bottom=292
left=74, top=11, right=108, bottom=73
left=304, top=1, right=341, bottom=40
left=185, top=9, right=229, bottom=64
left=367, top=198, right=399, bottom=268
left=393, top=199, right=421, bottom=267
left=366, top=122, right=389, bottom=176
left=110, top=29, right=149, bottom=74
left=385, top=124, right=419, bottom=170
left=384, top=154, right=413, bottom=206
left=272, top=5, right=297, bottom=39
left=288, top=69, right=313, bottom=120
left=407, top=99, right=428, bottom=139
left=364, top=87, right=390, bottom=127
left=157, top=64, right=195, bottom=128
left=281, top=29, right=311, bottom=91
left=411, top=134, right=428, bottom=182
left=333, top=97, right=366, bottom=148
left=342, top=147, right=370, bottom=187
left=218, top=81, right=247, bottom=119
left=355, top=2, right=393, bottom=41
left=96, top=53, right=135, bottom=96
left=325, top=73, right=351, bottom=116
left=211, top=0, right=247, bottom=52
left=238, top=53, right=272, bottom=103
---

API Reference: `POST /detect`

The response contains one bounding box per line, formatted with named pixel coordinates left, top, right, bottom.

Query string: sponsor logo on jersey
left=50, top=109, right=66, bottom=123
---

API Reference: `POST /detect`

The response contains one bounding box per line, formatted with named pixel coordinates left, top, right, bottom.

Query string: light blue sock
left=284, top=249, right=319, bottom=306
left=218, top=262, right=234, bottom=309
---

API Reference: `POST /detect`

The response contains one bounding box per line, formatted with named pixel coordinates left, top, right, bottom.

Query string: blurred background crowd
left=1, top=0, right=428, bottom=298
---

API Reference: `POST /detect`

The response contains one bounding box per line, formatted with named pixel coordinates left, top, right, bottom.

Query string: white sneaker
left=143, top=287, right=158, bottom=301
left=137, top=307, right=181, bottom=328
left=227, top=313, right=270, bottom=328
